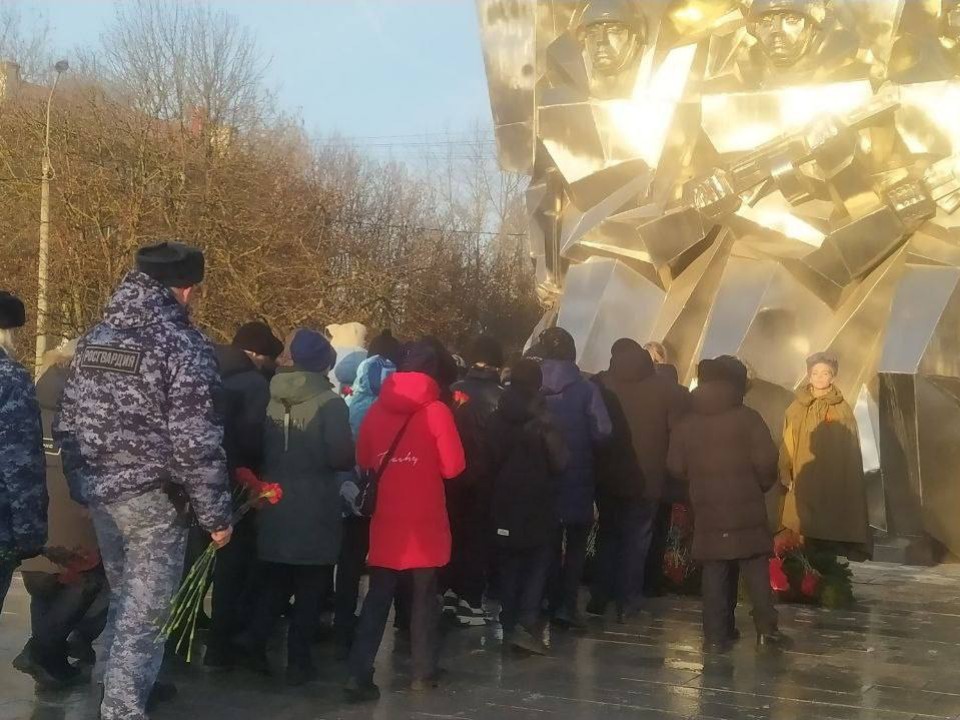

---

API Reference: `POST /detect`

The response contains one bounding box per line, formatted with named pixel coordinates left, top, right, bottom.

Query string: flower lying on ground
left=770, top=530, right=854, bottom=608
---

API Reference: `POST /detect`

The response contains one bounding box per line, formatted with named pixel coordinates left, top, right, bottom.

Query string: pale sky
left=22, top=0, right=494, bottom=151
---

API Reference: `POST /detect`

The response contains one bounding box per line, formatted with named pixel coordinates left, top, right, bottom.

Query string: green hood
left=270, top=370, right=332, bottom=406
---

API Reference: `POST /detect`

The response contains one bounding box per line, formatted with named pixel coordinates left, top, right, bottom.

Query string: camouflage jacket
left=54, top=271, right=232, bottom=532
left=0, top=349, right=48, bottom=553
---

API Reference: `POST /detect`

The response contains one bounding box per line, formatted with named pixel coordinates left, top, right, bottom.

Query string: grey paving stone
left=0, top=563, right=959, bottom=719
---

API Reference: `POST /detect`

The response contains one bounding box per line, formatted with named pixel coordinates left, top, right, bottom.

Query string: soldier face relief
left=752, top=11, right=816, bottom=67
left=944, top=6, right=960, bottom=48
left=581, top=21, right=640, bottom=76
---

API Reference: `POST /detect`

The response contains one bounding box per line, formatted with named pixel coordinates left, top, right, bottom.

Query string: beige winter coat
left=779, top=385, right=870, bottom=546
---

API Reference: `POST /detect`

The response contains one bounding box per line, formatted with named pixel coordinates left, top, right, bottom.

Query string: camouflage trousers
left=92, top=489, right=187, bottom=720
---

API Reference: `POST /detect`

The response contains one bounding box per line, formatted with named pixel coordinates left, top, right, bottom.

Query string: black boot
left=344, top=675, right=380, bottom=703
left=757, top=630, right=790, bottom=649
left=15, top=642, right=84, bottom=690
left=286, top=663, right=318, bottom=687
left=584, top=597, right=607, bottom=617
left=146, top=681, right=178, bottom=711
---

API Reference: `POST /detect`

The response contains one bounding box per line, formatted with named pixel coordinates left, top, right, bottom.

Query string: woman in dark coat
left=529, top=327, right=611, bottom=628
left=241, top=329, right=354, bottom=685
left=667, top=356, right=784, bottom=653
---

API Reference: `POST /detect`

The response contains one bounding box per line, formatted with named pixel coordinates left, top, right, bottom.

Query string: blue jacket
left=348, top=354, right=396, bottom=440
left=0, top=350, right=48, bottom=554
left=540, top=359, right=612, bottom=524
left=54, top=271, right=232, bottom=532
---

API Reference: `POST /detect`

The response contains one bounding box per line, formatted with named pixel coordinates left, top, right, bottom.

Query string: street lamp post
left=34, top=59, right=69, bottom=374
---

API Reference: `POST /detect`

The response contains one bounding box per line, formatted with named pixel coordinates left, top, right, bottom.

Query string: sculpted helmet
left=747, top=0, right=828, bottom=26
left=575, top=0, right=647, bottom=37
left=944, top=0, right=960, bottom=35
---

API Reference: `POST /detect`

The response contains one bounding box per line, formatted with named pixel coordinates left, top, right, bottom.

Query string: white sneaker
left=456, top=600, right=488, bottom=627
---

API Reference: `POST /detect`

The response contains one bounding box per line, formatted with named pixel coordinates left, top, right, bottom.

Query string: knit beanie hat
left=402, top=340, right=442, bottom=381
left=136, top=241, right=205, bottom=287
left=533, top=327, right=577, bottom=362
left=0, top=291, right=26, bottom=329
left=335, top=349, right=367, bottom=387
left=368, top=330, right=402, bottom=365
left=290, top=329, right=337, bottom=374
left=233, top=321, right=284, bottom=359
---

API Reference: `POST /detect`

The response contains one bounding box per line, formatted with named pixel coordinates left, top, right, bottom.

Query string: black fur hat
left=136, top=241, right=205, bottom=287
left=0, top=290, right=26, bottom=329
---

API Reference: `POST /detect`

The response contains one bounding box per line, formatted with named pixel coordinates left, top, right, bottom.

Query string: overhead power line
left=319, top=139, right=496, bottom=149
left=319, top=130, right=495, bottom=142
left=328, top=215, right=525, bottom=239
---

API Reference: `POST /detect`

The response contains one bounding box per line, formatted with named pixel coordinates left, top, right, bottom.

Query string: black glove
left=15, top=545, right=44, bottom=562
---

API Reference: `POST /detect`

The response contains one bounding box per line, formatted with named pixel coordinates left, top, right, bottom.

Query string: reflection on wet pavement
left=2, top=562, right=960, bottom=719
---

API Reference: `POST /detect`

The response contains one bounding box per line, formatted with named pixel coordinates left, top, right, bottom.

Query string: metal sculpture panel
left=477, top=0, right=960, bottom=557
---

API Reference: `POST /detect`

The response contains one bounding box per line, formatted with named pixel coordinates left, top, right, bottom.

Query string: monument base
left=872, top=532, right=942, bottom=567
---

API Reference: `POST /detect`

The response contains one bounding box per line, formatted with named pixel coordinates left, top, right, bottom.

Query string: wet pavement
left=2, top=562, right=960, bottom=719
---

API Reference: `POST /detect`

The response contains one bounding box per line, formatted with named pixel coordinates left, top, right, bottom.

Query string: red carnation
left=769, top=557, right=789, bottom=592
left=452, top=390, right=470, bottom=407
left=774, top=530, right=801, bottom=557
left=55, top=548, right=100, bottom=586
left=234, top=467, right=263, bottom=492
left=800, top=570, right=821, bottom=598
left=261, top=483, right=283, bottom=505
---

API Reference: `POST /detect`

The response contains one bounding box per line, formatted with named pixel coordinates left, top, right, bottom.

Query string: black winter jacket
left=486, top=387, right=568, bottom=549
left=448, top=366, right=504, bottom=524
left=215, top=344, right=271, bottom=476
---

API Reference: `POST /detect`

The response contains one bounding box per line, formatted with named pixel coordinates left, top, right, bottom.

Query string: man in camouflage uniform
left=0, top=290, right=48, bottom=612
left=55, top=242, right=232, bottom=720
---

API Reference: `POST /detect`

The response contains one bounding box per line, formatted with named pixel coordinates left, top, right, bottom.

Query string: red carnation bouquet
left=770, top=530, right=853, bottom=608
left=159, top=468, right=282, bottom=661
left=662, top=504, right=701, bottom=594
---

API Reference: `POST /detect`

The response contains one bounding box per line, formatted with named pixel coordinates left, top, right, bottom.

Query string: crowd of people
left=0, top=240, right=871, bottom=718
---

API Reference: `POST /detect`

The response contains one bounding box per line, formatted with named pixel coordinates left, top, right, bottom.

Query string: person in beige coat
left=779, top=352, right=871, bottom=559
left=16, top=341, right=107, bottom=688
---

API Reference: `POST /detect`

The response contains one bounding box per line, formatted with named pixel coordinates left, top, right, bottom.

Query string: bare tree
left=0, top=0, right=53, bottom=82
left=100, top=0, right=271, bottom=131
left=0, top=3, right=537, bottom=366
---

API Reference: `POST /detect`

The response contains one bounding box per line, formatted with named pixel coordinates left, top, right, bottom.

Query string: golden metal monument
left=477, top=0, right=960, bottom=559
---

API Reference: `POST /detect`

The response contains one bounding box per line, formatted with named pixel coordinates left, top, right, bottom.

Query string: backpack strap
left=373, top=413, right=414, bottom=481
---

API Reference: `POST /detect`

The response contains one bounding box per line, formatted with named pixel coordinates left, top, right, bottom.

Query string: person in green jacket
left=238, top=329, right=355, bottom=685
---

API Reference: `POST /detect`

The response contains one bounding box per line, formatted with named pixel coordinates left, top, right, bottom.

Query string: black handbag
left=356, top=416, right=413, bottom=517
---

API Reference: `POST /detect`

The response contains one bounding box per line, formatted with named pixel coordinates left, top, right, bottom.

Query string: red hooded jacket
left=357, top=372, right=465, bottom=570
